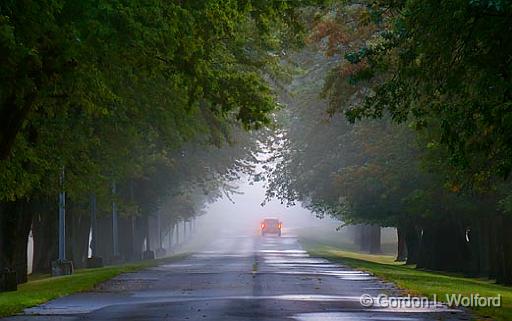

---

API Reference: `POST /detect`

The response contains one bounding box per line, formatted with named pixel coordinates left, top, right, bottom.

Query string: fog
left=197, top=176, right=340, bottom=237
left=187, top=147, right=346, bottom=245
left=184, top=175, right=397, bottom=257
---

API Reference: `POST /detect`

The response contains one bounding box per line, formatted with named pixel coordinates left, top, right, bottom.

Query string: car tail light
left=261, top=223, right=265, bottom=229
left=278, top=223, right=282, bottom=229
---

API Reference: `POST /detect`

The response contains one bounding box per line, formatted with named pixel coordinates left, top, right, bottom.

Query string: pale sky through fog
left=197, top=174, right=341, bottom=236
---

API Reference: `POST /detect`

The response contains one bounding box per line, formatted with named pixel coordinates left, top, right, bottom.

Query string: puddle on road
left=266, top=263, right=341, bottom=269
left=268, top=270, right=374, bottom=281
left=263, top=258, right=329, bottom=264
left=271, top=294, right=361, bottom=302
left=130, top=293, right=364, bottom=302
left=292, top=313, right=440, bottom=321
left=258, top=249, right=376, bottom=280
left=192, top=253, right=252, bottom=258
left=25, top=305, right=109, bottom=315
left=24, top=293, right=457, bottom=316
left=156, top=263, right=197, bottom=268
left=258, top=250, right=308, bottom=254
left=261, top=253, right=310, bottom=258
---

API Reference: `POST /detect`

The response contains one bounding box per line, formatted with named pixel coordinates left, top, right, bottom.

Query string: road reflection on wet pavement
left=3, top=233, right=472, bottom=321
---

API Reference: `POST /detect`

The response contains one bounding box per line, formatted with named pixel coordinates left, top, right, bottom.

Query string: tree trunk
left=0, top=199, right=33, bottom=284
left=168, top=222, right=175, bottom=250
left=0, top=203, right=5, bottom=274
left=417, top=218, right=468, bottom=273
left=132, top=215, right=145, bottom=260
left=404, top=224, right=420, bottom=265
left=119, top=216, right=134, bottom=261
left=488, top=215, right=498, bottom=279
left=368, top=225, right=381, bottom=254
left=352, top=224, right=369, bottom=251
left=466, top=221, right=481, bottom=277
left=176, top=220, right=180, bottom=245
left=97, top=215, right=113, bottom=262
left=130, top=216, right=138, bottom=261
left=183, top=219, right=187, bottom=242
left=352, top=224, right=381, bottom=254
left=14, top=199, right=33, bottom=283
left=67, top=202, right=91, bottom=269
left=395, top=227, right=407, bottom=262
left=1, top=201, right=18, bottom=279
left=478, top=217, right=491, bottom=278
left=32, top=200, right=58, bottom=274
left=145, top=215, right=152, bottom=252
left=466, top=216, right=491, bottom=277
left=495, top=215, right=512, bottom=284
left=152, top=216, right=161, bottom=250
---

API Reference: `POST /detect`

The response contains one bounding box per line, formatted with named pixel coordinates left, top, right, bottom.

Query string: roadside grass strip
left=302, top=241, right=511, bottom=321
left=0, top=254, right=187, bottom=317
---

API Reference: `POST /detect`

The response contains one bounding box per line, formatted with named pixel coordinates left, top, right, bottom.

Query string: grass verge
left=301, top=241, right=511, bottom=321
left=0, top=254, right=188, bottom=317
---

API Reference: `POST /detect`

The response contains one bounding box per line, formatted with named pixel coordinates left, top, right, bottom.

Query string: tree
left=288, top=0, right=512, bottom=283
left=0, top=0, right=324, bottom=286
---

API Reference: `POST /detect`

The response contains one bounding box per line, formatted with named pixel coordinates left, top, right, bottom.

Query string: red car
left=261, top=218, right=282, bottom=236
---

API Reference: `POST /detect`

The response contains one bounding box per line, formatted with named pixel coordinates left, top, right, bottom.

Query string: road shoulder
left=301, top=240, right=508, bottom=321
left=0, top=254, right=188, bottom=318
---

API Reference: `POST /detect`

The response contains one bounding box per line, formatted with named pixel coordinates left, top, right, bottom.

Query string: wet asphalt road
left=4, top=232, right=472, bottom=321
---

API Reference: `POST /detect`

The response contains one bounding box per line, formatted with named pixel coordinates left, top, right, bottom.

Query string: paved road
left=5, top=233, right=471, bottom=321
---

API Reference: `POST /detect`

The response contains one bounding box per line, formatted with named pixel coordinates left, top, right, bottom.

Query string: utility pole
left=58, top=168, right=66, bottom=262
left=51, top=167, right=73, bottom=276
left=112, top=180, right=120, bottom=260
left=130, top=180, right=137, bottom=261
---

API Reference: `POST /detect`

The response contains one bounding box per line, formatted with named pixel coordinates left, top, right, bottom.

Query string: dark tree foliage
left=0, top=0, right=324, bottom=286
left=326, top=0, right=512, bottom=189
left=266, top=1, right=512, bottom=283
